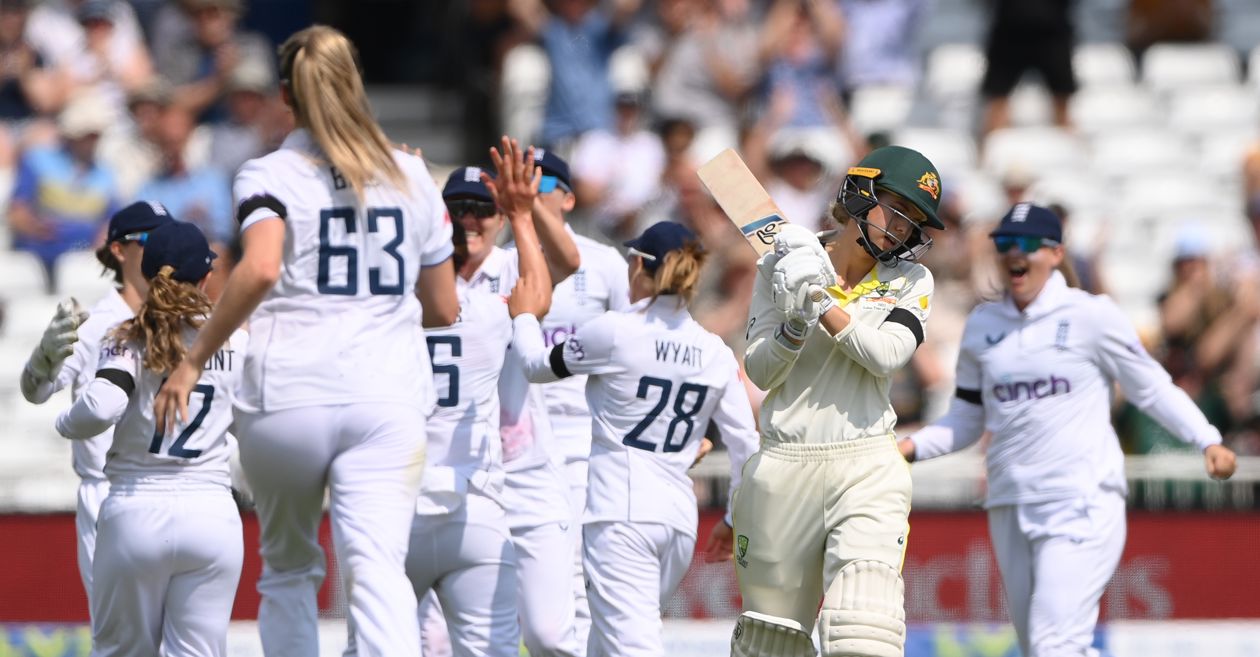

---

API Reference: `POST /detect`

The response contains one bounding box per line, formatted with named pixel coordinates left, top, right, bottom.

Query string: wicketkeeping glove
left=25, top=299, right=89, bottom=382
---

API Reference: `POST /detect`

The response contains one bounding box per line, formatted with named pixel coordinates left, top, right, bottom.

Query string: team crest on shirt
left=736, top=534, right=749, bottom=568
left=1055, top=320, right=1070, bottom=351
left=917, top=171, right=940, bottom=200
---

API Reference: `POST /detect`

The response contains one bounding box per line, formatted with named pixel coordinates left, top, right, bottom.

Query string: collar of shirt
left=466, top=245, right=511, bottom=289
left=103, top=287, right=133, bottom=318
left=1003, top=270, right=1069, bottom=320
left=633, top=294, right=689, bottom=318
left=281, top=129, right=317, bottom=156
left=825, top=265, right=884, bottom=308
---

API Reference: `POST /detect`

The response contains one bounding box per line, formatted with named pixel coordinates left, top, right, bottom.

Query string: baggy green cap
left=848, top=145, right=944, bottom=229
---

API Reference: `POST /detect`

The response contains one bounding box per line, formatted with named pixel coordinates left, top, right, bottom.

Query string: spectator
left=511, top=0, right=642, bottom=150
left=26, top=0, right=152, bottom=115
left=154, top=0, right=273, bottom=123
left=136, top=106, right=232, bottom=246
left=570, top=89, right=666, bottom=241
left=207, top=58, right=273, bottom=176
left=757, top=0, right=844, bottom=130
left=0, top=0, right=66, bottom=168
left=9, top=92, right=120, bottom=292
left=837, top=0, right=926, bottom=99
left=979, top=0, right=1076, bottom=136
left=1126, top=0, right=1214, bottom=58
left=637, top=0, right=760, bottom=159
left=97, top=76, right=211, bottom=198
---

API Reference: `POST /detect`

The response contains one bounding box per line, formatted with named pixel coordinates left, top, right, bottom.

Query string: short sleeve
left=605, top=252, right=632, bottom=311
left=96, top=339, right=139, bottom=378
left=560, top=312, right=621, bottom=377
left=234, top=159, right=287, bottom=231
left=405, top=154, right=455, bottom=268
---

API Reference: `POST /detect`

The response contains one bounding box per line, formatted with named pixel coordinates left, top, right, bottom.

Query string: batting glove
left=25, top=299, right=88, bottom=382
left=774, top=224, right=835, bottom=281
left=771, top=250, right=833, bottom=315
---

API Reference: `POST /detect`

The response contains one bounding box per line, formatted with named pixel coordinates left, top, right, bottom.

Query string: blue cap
left=530, top=147, right=571, bottom=189
left=77, top=0, right=113, bottom=22
left=141, top=221, right=217, bottom=283
left=623, top=222, right=700, bottom=273
left=442, top=166, right=494, bottom=202
left=107, top=200, right=173, bottom=243
left=990, top=203, right=1062, bottom=243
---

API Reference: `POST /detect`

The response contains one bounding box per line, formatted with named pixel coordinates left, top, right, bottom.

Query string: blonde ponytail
left=279, top=25, right=404, bottom=199
left=652, top=243, right=707, bottom=303
left=111, top=266, right=213, bottom=373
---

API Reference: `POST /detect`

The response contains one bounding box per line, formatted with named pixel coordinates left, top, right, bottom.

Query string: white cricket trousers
left=90, top=481, right=243, bottom=657
left=554, top=415, right=594, bottom=657
left=988, top=491, right=1127, bottom=657
left=582, top=521, right=694, bottom=657
left=75, top=477, right=110, bottom=612
left=237, top=403, right=427, bottom=657
left=407, top=491, right=521, bottom=657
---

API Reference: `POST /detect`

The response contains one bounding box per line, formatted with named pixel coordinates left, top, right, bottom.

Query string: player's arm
left=712, top=358, right=760, bottom=524
left=743, top=256, right=806, bottom=390
left=55, top=343, right=135, bottom=440
left=1091, top=297, right=1237, bottom=479
left=824, top=269, right=933, bottom=378
left=901, top=330, right=985, bottom=462
left=511, top=312, right=620, bottom=384
left=20, top=299, right=89, bottom=403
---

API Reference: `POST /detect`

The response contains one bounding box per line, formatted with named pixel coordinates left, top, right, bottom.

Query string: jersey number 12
left=149, top=384, right=214, bottom=459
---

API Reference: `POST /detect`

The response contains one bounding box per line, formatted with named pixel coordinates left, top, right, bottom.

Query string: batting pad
left=817, top=560, right=906, bottom=657
left=731, top=611, right=818, bottom=657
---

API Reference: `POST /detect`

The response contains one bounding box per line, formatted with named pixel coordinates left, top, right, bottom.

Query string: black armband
left=236, top=194, right=288, bottom=224
left=884, top=308, right=925, bottom=346
left=95, top=369, right=135, bottom=396
left=549, top=344, right=573, bottom=379
left=955, top=387, right=981, bottom=405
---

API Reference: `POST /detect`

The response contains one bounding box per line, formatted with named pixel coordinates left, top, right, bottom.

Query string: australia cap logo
left=916, top=171, right=940, bottom=201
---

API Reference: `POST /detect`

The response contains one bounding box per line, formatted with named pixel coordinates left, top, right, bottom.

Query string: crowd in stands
left=2, top=0, right=1258, bottom=456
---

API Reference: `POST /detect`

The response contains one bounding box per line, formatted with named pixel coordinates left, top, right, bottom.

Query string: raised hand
left=1205, top=444, right=1237, bottom=480
left=485, top=136, right=541, bottom=220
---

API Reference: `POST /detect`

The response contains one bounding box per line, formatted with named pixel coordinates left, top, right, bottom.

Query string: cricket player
left=511, top=221, right=759, bottom=657
left=18, top=201, right=172, bottom=615
left=735, top=146, right=946, bottom=657
left=900, top=204, right=1238, bottom=657
left=55, top=221, right=246, bottom=657
left=528, top=148, right=632, bottom=652
left=446, top=138, right=584, bottom=657
left=154, top=26, right=460, bottom=657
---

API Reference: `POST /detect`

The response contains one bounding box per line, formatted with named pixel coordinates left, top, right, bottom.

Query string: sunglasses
left=445, top=199, right=497, bottom=219
left=538, top=175, right=570, bottom=194
left=120, top=231, right=149, bottom=246
left=993, top=235, right=1059, bottom=254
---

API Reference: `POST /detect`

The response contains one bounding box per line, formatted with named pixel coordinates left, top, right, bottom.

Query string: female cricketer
left=900, top=203, right=1238, bottom=657
left=154, top=25, right=459, bottom=657
left=56, top=220, right=246, bottom=657
left=734, top=146, right=946, bottom=657
left=512, top=221, right=759, bottom=657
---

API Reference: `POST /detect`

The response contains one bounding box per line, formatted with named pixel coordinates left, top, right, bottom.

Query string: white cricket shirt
left=745, top=258, right=934, bottom=444
left=232, top=130, right=453, bottom=413
left=913, top=271, right=1223, bottom=506
left=56, top=328, right=248, bottom=487
left=513, top=297, right=759, bottom=536
left=418, top=283, right=512, bottom=514
left=540, top=231, right=631, bottom=461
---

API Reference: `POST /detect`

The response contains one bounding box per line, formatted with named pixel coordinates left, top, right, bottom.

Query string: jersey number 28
left=624, top=376, right=708, bottom=453
left=318, top=207, right=405, bottom=296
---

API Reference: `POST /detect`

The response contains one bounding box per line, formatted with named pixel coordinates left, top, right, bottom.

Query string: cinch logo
left=992, top=375, right=1071, bottom=402
left=543, top=324, right=577, bottom=347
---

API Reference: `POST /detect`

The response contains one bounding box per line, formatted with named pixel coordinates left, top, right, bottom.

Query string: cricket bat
left=697, top=148, right=828, bottom=303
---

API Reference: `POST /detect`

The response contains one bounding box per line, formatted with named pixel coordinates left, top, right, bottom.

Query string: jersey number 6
left=623, top=376, right=709, bottom=453
left=318, top=207, right=405, bottom=296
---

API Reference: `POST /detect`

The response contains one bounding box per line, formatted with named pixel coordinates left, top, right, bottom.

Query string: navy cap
left=529, top=147, right=571, bottom=189
left=108, top=201, right=173, bottom=243
left=141, top=221, right=217, bottom=283
left=623, top=221, right=700, bottom=273
left=77, top=0, right=114, bottom=22
left=990, top=203, right=1063, bottom=243
left=442, top=166, right=494, bottom=202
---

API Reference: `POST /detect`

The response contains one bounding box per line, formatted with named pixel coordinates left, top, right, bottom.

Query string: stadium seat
left=1008, top=82, right=1053, bottom=126
left=982, top=127, right=1085, bottom=177
left=1069, top=87, right=1161, bottom=135
left=849, top=85, right=915, bottom=135
left=1115, top=174, right=1236, bottom=223
left=1073, top=43, right=1137, bottom=87
left=948, top=169, right=1008, bottom=224
left=1167, top=85, right=1260, bottom=137
left=54, top=251, right=113, bottom=304
left=1251, top=44, right=1260, bottom=88
left=499, top=43, right=549, bottom=146
left=891, top=127, right=977, bottom=179
left=925, top=43, right=985, bottom=99
left=1090, top=130, right=1194, bottom=181
left=0, top=251, right=49, bottom=299
left=1141, top=44, right=1242, bottom=92
left=1025, top=171, right=1109, bottom=217
left=1198, top=131, right=1258, bottom=179
left=1, top=295, right=61, bottom=342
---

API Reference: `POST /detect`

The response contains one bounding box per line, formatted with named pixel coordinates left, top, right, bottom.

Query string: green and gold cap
left=848, top=146, right=944, bottom=229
